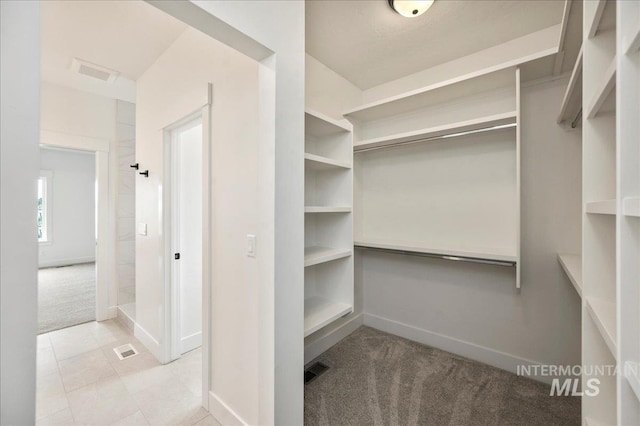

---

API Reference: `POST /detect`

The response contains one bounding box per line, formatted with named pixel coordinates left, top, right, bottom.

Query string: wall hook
left=130, top=163, right=139, bottom=170
left=139, top=170, right=149, bottom=178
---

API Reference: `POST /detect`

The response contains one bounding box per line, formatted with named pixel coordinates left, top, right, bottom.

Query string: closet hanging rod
left=354, top=245, right=516, bottom=267
left=354, top=123, right=517, bottom=153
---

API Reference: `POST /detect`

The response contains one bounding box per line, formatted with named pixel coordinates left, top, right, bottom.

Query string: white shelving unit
left=558, top=254, right=583, bottom=297
left=304, top=109, right=354, bottom=338
left=349, top=67, right=522, bottom=288
left=580, top=0, right=640, bottom=423
left=616, top=0, right=640, bottom=424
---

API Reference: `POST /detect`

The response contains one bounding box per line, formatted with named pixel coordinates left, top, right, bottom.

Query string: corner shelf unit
left=348, top=67, right=522, bottom=288
left=581, top=0, right=640, bottom=423
left=304, top=109, right=354, bottom=338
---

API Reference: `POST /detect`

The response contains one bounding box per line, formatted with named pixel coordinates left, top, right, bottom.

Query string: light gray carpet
left=305, top=326, right=580, bottom=426
left=38, top=262, right=96, bottom=334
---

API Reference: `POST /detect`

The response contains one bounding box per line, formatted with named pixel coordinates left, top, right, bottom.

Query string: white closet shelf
left=623, top=197, right=640, bottom=217
left=586, top=0, right=607, bottom=39
left=304, top=153, right=351, bottom=170
left=624, top=361, right=640, bottom=402
left=585, top=199, right=616, bottom=215
left=304, top=297, right=352, bottom=337
left=305, top=109, right=352, bottom=138
left=585, top=296, right=617, bottom=359
left=343, top=67, right=514, bottom=122
left=304, top=246, right=352, bottom=267
left=625, top=16, right=640, bottom=53
left=304, top=206, right=351, bottom=213
left=354, top=239, right=517, bottom=263
left=584, top=417, right=607, bottom=426
left=353, top=111, right=517, bottom=152
left=586, top=57, right=616, bottom=119
left=557, top=46, right=583, bottom=125
left=557, top=254, right=582, bottom=297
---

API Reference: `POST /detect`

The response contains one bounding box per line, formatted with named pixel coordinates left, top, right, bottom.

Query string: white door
left=171, top=117, right=203, bottom=355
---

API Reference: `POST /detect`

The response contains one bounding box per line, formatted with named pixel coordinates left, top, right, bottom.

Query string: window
left=37, top=171, right=52, bottom=243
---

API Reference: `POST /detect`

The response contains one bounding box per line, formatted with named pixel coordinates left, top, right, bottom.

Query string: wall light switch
left=138, top=223, right=147, bottom=236
left=247, top=234, right=256, bottom=257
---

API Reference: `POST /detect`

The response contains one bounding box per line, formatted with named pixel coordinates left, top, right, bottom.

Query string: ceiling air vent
left=70, top=58, right=119, bottom=83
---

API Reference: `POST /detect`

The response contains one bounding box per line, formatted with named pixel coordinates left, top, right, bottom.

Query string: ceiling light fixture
left=388, top=0, right=434, bottom=18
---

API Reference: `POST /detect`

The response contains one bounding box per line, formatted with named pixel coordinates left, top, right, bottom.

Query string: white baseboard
left=181, top=331, right=202, bottom=354
left=39, top=256, right=95, bottom=268
left=304, top=313, right=363, bottom=364
left=134, top=322, right=163, bottom=362
left=98, top=305, right=118, bottom=321
left=208, top=391, right=248, bottom=426
left=363, top=313, right=551, bottom=384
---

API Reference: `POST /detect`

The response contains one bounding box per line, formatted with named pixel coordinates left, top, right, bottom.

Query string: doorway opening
left=37, top=146, right=97, bottom=334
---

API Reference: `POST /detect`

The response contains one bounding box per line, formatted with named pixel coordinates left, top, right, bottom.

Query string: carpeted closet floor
left=38, top=262, right=96, bottom=334
left=304, top=326, right=580, bottom=426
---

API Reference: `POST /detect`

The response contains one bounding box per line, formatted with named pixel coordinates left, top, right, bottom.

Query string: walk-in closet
left=303, top=0, right=639, bottom=424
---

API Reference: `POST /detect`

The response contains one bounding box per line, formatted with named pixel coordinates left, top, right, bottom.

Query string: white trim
left=38, top=256, right=95, bottom=269
left=134, top=321, right=164, bottom=362
left=304, top=313, right=363, bottom=364
left=181, top=332, right=202, bottom=353
left=40, top=130, right=109, bottom=153
left=363, top=313, right=554, bottom=384
left=208, top=392, right=249, bottom=426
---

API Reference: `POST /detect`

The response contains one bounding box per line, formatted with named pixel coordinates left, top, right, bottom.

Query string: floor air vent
left=304, top=361, right=329, bottom=384
left=113, top=343, right=139, bottom=360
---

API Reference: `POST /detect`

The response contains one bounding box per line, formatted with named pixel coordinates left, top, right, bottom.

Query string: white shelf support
left=622, top=197, right=640, bottom=217
left=585, top=199, right=617, bottom=215
left=557, top=45, right=583, bottom=125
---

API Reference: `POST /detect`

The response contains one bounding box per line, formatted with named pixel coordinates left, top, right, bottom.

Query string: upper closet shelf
left=624, top=16, right=640, bottom=53
left=586, top=57, right=616, bottom=119
left=355, top=239, right=516, bottom=264
left=304, top=153, right=351, bottom=170
left=557, top=254, right=582, bottom=297
left=343, top=68, right=514, bottom=122
left=305, top=108, right=352, bottom=138
left=557, top=46, right=583, bottom=125
left=353, top=111, right=516, bottom=152
left=623, top=197, right=640, bottom=217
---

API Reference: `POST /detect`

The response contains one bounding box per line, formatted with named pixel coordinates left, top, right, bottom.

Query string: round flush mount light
left=388, top=0, right=435, bottom=18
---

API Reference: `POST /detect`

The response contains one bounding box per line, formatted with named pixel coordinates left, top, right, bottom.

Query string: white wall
left=0, top=1, right=40, bottom=424
left=135, top=27, right=262, bottom=423
left=39, top=148, right=96, bottom=268
left=150, top=2, right=306, bottom=423
left=359, top=77, right=582, bottom=378
left=116, top=100, right=136, bottom=306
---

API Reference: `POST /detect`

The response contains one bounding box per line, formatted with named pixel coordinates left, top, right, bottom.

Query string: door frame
left=161, top=91, right=212, bottom=408
left=39, top=130, right=113, bottom=321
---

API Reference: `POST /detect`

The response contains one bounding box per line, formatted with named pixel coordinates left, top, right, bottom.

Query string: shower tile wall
left=116, top=100, right=136, bottom=306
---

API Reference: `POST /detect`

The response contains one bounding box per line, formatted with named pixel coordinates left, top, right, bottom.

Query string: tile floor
left=36, top=319, right=220, bottom=426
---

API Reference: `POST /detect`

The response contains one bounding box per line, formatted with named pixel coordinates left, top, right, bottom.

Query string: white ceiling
left=306, top=0, right=565, bottom=89
left=41, top=1, right=187, bottom=100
